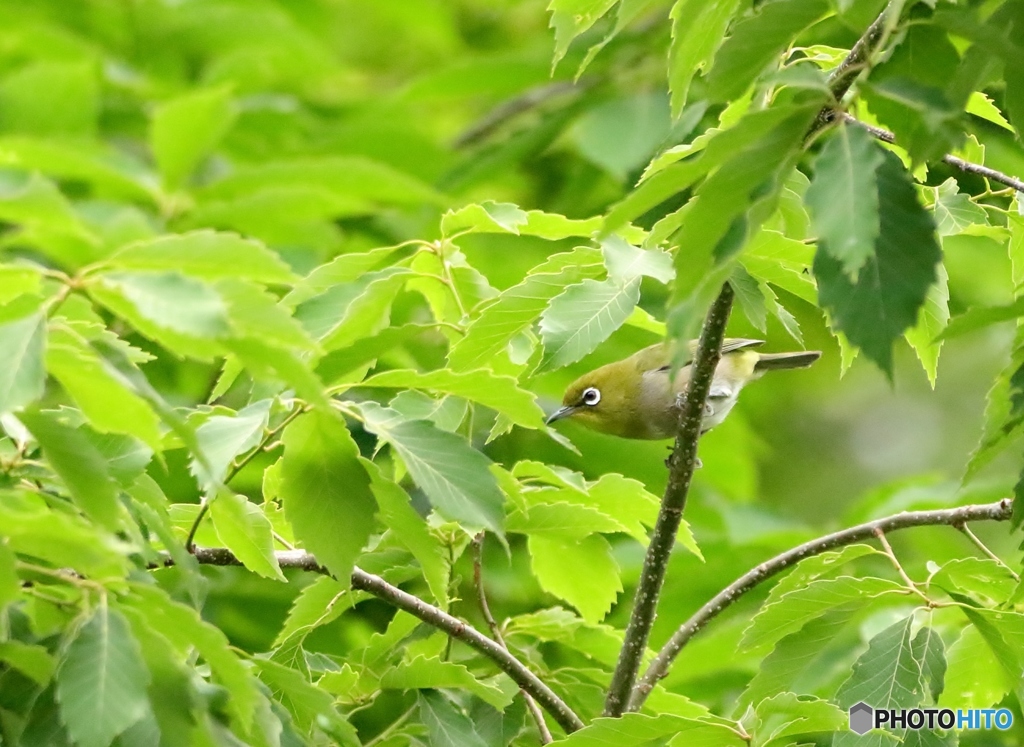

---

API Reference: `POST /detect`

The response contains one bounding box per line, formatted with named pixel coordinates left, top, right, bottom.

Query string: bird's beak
left=546, top=405, right=576, bottom=425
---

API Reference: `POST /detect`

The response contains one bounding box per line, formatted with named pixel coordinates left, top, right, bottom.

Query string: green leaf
left=274, top=576, right=367, bottom=648
left=601, top=235, right=674, bottom=284
left=528, top=534, right=621, bottom=623
left=740, top=576, right=906, bottom=654
left=960, top=607, right=1024, bottom=703
left=833, top=616, right=940, bottom=747
left=0, top=539, right=19, bottom=612
left=762, top=544, right=882, bottom=610
left=91, top=271, right=230, bottom=340
left=0, top=264, right=43, bottom=304
left=295, top=268, right=411, bottom=351
left=815, top=150, right=941, bottom=377
left=362, top=458, right=449, bottom=606
left=124, top=584, right=260, bottom=730
left=548, top=0, right=617, bottom=68
left=55, top=606, right=152, bottom=747
left=381, top=655, right=509, bottom=708
left=552, top=713, right=745, bottom=746
left=190, top=399, right=272, bottom=488
left=218, top=278, right=317, bottom=351
left=389, top=391, right=469, bottom=433
left=441, top=201, right=528, bottom=236
left=226, top=338, right=330, bottom=410
left=46, top=330, right=162, bottom=449
left=939, top=624, right=1013, bottom=710
left=280, top=410, right=377, bottom=583
left=912, top=625, right=947, bottom=703
left=538, top=277, right=640, bottom=372
left=358, top=368, right=546, bottom=430
left=19, top=410, right=122, bottom=530
left=108, top=230, right=297, bottom=285
left=448, top=248, right=604, bottom=371
left=904, top=263, right=949, bottom=388
left=0, top=640, right=55, bottom=686
left=805, top=123, right=885, bottom=277
left=0, top=61, right=98, bottom=137
left=418, top=690, right=489, bottom=747
left=210, top=491, right=285, bottom=581
left=359, top=402, right=505, bottom=535
left=937, top=295, right=1024, bottom=341
left=667, top=0, right=741, bottom=116
left=705, top=0, right=831, bottom=103
left=750, top=692, right=846, bottom=747
left=151, top=87, right=236, bottom=188
left=252, top=658, right=347, bottom=737
left=742, top=229, right=817, bottom=305
left=0, top=312, right=45, bottom=414
left=932, top=178, right=989, bottom=236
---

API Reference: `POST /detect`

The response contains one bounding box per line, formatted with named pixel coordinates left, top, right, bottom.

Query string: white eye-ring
left=582, top=387, right=601, bottom=406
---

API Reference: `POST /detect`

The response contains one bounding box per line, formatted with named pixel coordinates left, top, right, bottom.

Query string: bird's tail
left=754, top=351, right=821, bottom=372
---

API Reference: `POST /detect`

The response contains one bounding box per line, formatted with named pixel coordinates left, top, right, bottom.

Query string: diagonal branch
left=843, top=114, right=1024, bottom=194
left=175, top=547, right=586, bottom=735
left=602, top=283, right=735, bottom=717
left=628, top=498, right=1013, bottom=711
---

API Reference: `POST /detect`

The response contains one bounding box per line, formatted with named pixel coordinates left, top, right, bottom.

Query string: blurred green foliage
left=0, top=0, right=1023, bottom=745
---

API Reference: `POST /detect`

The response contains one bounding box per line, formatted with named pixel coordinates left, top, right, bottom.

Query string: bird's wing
left=652, top=338, right=765, bottom=373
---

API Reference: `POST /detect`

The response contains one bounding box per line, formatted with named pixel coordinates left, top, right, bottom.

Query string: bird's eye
left=582, top=387, right=601, bottom=406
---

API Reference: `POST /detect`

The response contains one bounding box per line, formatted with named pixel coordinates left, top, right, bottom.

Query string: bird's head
left=546, top=360, right=639, bottom=437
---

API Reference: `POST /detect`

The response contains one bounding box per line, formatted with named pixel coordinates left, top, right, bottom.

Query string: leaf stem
left=956, top=523, right=1020, bottom=581
left=873, top=528, right=930, bottom=603
left=603, top=282, right=735, bottom=717
left=628, top=498, right=1013, bottom=710
left=473, top=533, right=553, bottom=744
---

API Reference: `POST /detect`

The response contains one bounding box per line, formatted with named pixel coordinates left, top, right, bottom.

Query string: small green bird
left=546, top=339, right=820, bottom=440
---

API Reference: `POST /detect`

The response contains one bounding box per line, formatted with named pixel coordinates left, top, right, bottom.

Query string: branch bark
left=627, top=498, right=1013, bottom=710
left=844, top=114, right=1024, bottom=194
left=178, top=547, right=585, bottom=735
left=602, top=283, right=735, bottom=717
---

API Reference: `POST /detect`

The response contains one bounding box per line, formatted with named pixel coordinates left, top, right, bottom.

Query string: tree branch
left=843, top=114, right=1024, bottom=194
left=603, top=283, right=735, bottom=717
left=177, top=547, right=585, bottom=735
left=473, top=534, right=553, bottom=744
left=808, top=2, right=897, bottom=137
left=628, top=498, right=1013, bottom=710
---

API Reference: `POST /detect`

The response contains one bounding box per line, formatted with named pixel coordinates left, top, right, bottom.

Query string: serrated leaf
left=705, top=0, right=831, bottom=103
left=274, top=576, right=366, bottom=648
left=441, top=201, right=528, bottom=236
left=190, top=399, right=272, bottom=488
left=0, top=640, right=55, bottom=685
left=751, top=692, right=846, bottom=747
left=359, top=368, right=545, bottom=429
left=124, top=584, right=260, bottom=729
left=601, top=235, right=674, bottom=284
left=0, top=312, right=46, bottom=414
left=55, top=607, right=151, bottom=747
left=539, top=277, right=640, bottom=372
left=280, top=410, right=377, bottom=583
left=92, top=271, right=230, bottom=341
left=389, top=391, right=469, bottom=433
left=815, top=150, right=941, bottom=377
left=46, top=331, right=162, bottom=449
left=210, top=491, right=285, bottom=581
left=108, top=230, right=296, bottom=284
left=742, top=229, right=817, bottom=305
left=528, top=534, right=621, bottom=623
left=362, top=458, right=449, bottom=606
left=932, top=178, right=989, bottom=237
left=448, top=248, right=604, bottom=371
left=667, top=0, right=741, bottom=116
left=151, top=86, right=236, bottom=188
left=418, top=690, right=489, bottom=747
left=381, top=655, right=509, bottom=708
left=904, top=263, right=949, bottom=388
left=937, top=296, right=1024, bottom=341
left=359, top=402, right=505, bottom=535
left=552, top=712, right=745, bottom=746
left=252, top=658, right=346, bottom=737
left=740, top=576, right=906, bottom=654
left=19, top=410, right=122, bottom=530
left=805, top=123, right=884, bottom=277
left=548, top=0, right=617, bottom=68
left=225, top=338, right=330, bottom=410
left=939, top=624, right=1013, bottom=710
left=296, top=268, right=410, bottom=352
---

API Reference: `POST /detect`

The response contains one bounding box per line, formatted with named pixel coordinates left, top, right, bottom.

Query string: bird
left=546, top=339, right=820, bottom=440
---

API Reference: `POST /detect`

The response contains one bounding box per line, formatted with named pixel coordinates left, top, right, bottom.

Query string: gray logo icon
left=849, top=702, right=873, bottom=735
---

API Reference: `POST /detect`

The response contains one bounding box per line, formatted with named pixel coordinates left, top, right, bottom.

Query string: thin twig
left=473, top=534, right=553, bottom=744
left=603, top=283, right=735, bottom=717
left=628, top=498, right=1013, bottom=710
left=453, top=81, right=585, bottom=149
left=873, top=528, right=930, bottom=603
left=843, top=114, right=1024, bottom=194
left=166, top=547, right=585, bottom=734
left=956, top=523, right=1021, bottom=581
